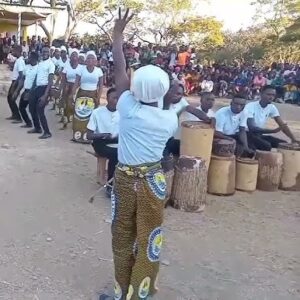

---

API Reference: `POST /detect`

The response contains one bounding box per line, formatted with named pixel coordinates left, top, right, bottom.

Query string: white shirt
left=11, top=56, right=25, bottom=80
left=117, top=90, right=178, bottom=165
left=59, top=58, right=69, bottom=70
left=22, top=45, right=29, bottom=55
left=77, top=66, right=103, bottom=91
left=51, top=57, right=61, bottom=67
left=87, top=106, right=119, bottom=137
left=215, top=106, right=247, bottom=135
left=24, top=64, right=38, bottom=89
left=63, top=61, right=82, bottom=83
left=36, top=58, right=55, bottom=86
left=181, top=105, right=215, bottom=122
left=201, top=80, right=214, bottom=92
left=245, top=101, right=280, bottom=129
left=169, top=97, right=189, bottom=114
left=175, top=105, right=215, bottom=139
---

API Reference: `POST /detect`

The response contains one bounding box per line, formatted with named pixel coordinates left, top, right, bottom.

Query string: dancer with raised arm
left=99, top=8, right=178, bottom=300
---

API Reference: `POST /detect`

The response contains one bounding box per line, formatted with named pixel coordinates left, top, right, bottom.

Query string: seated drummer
left=87, top=88, right=119, bottom=194
left=245, top=85, right=299, bottom=151
left=215, top=94, right=254, bottom=157
left=163, top=82, right=212, bottom=156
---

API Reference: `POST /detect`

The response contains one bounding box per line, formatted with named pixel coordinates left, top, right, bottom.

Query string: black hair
left=30, top=51, right=39, bottom=61
left=232, top=93, right=246, bottom=101
left=201, top=92, right=214, bottom=100
left=261, top=85, right=276, bottom=93
left=107, top=87, right=116, bottom=98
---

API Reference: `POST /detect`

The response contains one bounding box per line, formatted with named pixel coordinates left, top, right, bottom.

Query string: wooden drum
left=256, top=150, right=283, bottom=191
left=180, top=121, right=214, bottom=169
left=208, top=155, right=236, bottom=196
left=278, top=143, right=300, bottom=191
left=161, top=155, right=175, bottom=207
left=212, top=138, right=236, bottom=157
left=171, top=156, right=207, bottom=212
left=236, top=158, right=259, bottom=192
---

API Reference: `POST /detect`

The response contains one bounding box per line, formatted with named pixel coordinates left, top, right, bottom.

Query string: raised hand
left=113, top=8, right=134, bottom=35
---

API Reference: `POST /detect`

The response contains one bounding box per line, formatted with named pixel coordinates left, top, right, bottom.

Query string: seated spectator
left=201, top=75, right=214, bottom=93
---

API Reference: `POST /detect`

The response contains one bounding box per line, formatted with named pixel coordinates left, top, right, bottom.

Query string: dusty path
left=0, top=65, right=300, bottom=300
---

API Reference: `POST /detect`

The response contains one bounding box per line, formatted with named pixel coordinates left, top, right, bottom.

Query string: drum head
left=74, top=97, right=95, bottom=121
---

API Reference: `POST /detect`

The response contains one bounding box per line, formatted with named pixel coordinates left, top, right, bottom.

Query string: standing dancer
left=99, top=9, right=178, bottom=300
left=19, top=51, right=39, bottom=128
left=6, top=45, right=25, bottom=122
left=71, top=51, right=103, bottom=143
left=28, top=47, right=55, bottom=139
left=59, top=49, right=81, bottom=129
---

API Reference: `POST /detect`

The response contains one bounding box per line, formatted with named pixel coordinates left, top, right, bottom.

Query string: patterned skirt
left=111, top=162, right=166, bottom=300
left=72, top=89, right=98, bottom=143
left=61, top=82, right=75, bottom=120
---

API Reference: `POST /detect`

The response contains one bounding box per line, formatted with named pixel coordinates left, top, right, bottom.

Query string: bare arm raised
left=112, top=8, right=134, bottom=99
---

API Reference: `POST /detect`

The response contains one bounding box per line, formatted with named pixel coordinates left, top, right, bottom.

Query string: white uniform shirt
left=175, top=105, right=215, bottom=139
left=36, top=58, right=55, bottom=86
left=117, top=90, right=178, bottom=165
left=24, top=64, right=38, bottom=90
left=169, top=97, right=189, bottom=114
left=245, top=101, right=280, bottom=129
left=63, top=62, right=82, bottom=83
left=87, top=106, right=119, bottom=137
left=51, top=57, right=61, bottom=68
left=59, top=58, right=69, bottom=70
left=215, top=106, right=247, bottom=135
left=77, top=66, right=103, bottom=91
left=11, top=56, right=25, bottom=80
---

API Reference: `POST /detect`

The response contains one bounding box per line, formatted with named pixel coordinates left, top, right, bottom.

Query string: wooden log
left=161, top=156, right=175, bottom=207
left=208, top=155, right=236, bottom=196
left=278, top=143, right=300, bottom=191
left=180, top=121, right=214, bottom=169
left=171, top=155, right=207, bottom=213
left=236, top=158, right=258, bottom=192
left=212, top=138, right=236, bottom=157
left=256, top=150, right=283, bottom=191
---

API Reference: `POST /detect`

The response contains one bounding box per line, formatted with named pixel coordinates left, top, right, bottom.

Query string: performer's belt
left=117, top=161, right=161, bottom=178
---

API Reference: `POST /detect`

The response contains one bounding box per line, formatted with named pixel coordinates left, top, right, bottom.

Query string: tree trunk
left=171, top=156, right=207, bottom=213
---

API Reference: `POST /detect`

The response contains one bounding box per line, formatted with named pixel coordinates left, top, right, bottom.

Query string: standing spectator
left=22, top=40, right=29, bottom=58
left=177, top=46, right=189, bottom=69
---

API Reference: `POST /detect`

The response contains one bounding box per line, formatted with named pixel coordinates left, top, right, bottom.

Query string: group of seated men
left=87, top=83, right=299, bottom=195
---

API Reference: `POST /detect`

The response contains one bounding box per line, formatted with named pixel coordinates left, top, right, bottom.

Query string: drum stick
left=89, top=177, right=114, bottom=203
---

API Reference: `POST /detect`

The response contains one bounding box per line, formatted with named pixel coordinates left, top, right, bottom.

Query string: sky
left=200, top=0, right=256, bottom=31
left=27, top=0, right=257, bottom=38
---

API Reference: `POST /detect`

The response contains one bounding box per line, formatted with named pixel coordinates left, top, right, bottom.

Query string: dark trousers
left=247, top=132, right=286, bottom=151
left=29, top=86, right=51, bottom=134
left=92, top=139, right=118, bottom=181
left=7, top=81, right=21, bottom=120
left=19, top=90, right=32, bottom=125
left=164, top=138, right=180, bottom=157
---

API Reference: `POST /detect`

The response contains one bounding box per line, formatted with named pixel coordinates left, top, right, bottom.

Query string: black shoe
left=21, top=124, right=32, bottom=128
left=11, top=119, right=22, bottom=124
left=99, top=294, right=113, bottom=300
left=6, top=116, right=16, bottom=120
left=38, top=133, right=52, bottom=139
left=105, top=186, right=112, bottom=199
left=28, top=128, right=42, bottom=134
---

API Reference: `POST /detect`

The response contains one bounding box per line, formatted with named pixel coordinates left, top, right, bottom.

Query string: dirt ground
left=0, top=65, right=300, bottom=300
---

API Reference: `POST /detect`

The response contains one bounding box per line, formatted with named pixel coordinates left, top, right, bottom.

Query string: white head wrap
left=79, top=52, right=86, bottom=59
left=69, top=48, right=79, bottom=56
left=60, top=45, right=67, bottom=52
left=50, top=46, right=55, bottom=50
left=131, top=65, right=170, bottom=104
left=86, top=50, right=97, bottom=59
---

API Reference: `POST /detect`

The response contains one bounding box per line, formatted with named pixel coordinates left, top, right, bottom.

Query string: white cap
left=50, top=46, right=55, bottom=50
left=60, top=45, right=67, bottom=52
left=132, top=65, right=170, bottom=104
left=86, top=50, right=97, bottom=59
left=69, top=48, right=79, bottom=56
